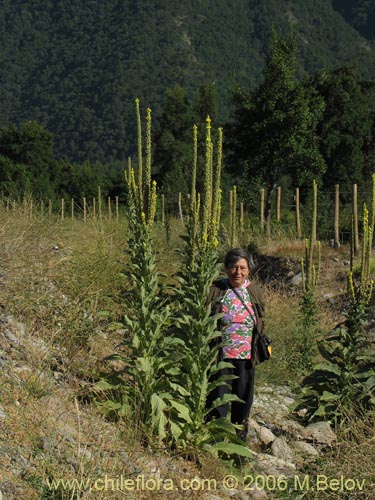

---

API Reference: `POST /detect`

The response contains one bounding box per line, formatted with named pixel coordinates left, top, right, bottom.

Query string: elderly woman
left=207, top=248, right=265, bottom=441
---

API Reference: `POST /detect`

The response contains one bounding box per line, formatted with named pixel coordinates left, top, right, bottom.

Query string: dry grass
left=0, top=208, right=373, bottom=499
left=0, top=210, right=234, bottom=499
left=299, top=413, right=375, bottom=500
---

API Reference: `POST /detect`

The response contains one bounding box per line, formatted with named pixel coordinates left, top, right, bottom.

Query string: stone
left=202, top=495, right=225, bottom=500
left=271, top=437, right=294, bottom=462
left=55, top=421, right=78, bottom=442
left=302, top=421, right=336, bottom=446
left=258, top=426, right=276, bottom=446
left=290, top=273, right=302, bottom=286
left=38, top=436, right=54, bottom=451
left=247, top=489, right=269, bottom=500
left=256, top=452, right=296, bottom=477
left=292, top=440, right=320, bottom=457
left=0, top=404, right=7, bottom=419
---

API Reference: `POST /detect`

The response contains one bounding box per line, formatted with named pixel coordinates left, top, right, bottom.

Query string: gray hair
left=224, top=248, right=253, bottom=270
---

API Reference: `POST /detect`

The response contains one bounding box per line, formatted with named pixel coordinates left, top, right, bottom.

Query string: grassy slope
left=0, top=207, right=374, bottom=498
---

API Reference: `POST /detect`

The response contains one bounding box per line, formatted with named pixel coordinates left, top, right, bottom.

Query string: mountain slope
left=0, top=0, right=373, bottom=164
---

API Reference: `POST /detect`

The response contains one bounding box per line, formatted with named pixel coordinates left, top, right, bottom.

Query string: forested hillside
left=332, top=0, right=375, bottom=42
left=0, top=0, right=374, bottom=165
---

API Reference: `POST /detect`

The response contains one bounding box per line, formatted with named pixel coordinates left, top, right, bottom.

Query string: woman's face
left=225, top=258, right=250, bottom=288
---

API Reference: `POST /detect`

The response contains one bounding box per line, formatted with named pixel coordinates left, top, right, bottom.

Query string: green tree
left=0, top=120, right=56, bottom=197
left=57, top=160, right=107, bottom=200
left=312, top=66, right=375, bottom=193
left=192, top=83, right=218, bottom=125
left=226, top=32, right=325, bottom=233
left=153, top=85, right=194, bottom=210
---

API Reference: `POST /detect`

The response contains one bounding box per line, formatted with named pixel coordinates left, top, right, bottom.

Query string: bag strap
left=230, top=285, right=260, bottom=331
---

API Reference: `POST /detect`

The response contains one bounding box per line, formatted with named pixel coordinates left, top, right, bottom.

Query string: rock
left=302, top=421, right=336, bottom=446
left=292, top=440, right=320, bottom=457
left=323, top=292, right=335, bottom=305
left=271, top=437, right=294, bottom=462
left=342, top=260, right=350, bottom=266
left=247, top=489, right=269, bottom=500
left=55, top=421, right=78, bottom=442
left=230, top=491, right=249, bottom=500
left=0, top=404, right=7, bottom=419
left=290, top=273, right=302, bottom=286
left=258, top=426, right=276, bottom=446
left=256, top=453, right=296, bottom=477
left=2, top=328, right=21, bottom=347
left=38, top=436, right=54, bottom=451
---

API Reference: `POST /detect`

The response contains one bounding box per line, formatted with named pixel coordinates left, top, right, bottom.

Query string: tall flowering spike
left=301, top=257, right=306, bottom=293
left=232, top=185, right=237, bottom=247
left=211, top=186, right=222, bottom=244
left=145, top=107, right=152, bottom=204
left=202, top=116, right=212, bottom=244
left=130, top=168, right=139, bottom=210
left=212, top=127, right=222, bottom=225
left=125, top=157, right=132, bottom=186
left=135, top=98, right=143, bottom=210
left=367, top=279, right=374, bottom=304
left=215, top=188, right=222, bottom=236
left=348, top=271, right=355, bottom=301
left=371, top=173, right=375, bottom=248
left=315, top=241, right=321, bottom=288
left=361, top=204, right=369, bottom=293
left=148, top=180, right=157, bottom=226
left=191, top=125, right=198, bottom=212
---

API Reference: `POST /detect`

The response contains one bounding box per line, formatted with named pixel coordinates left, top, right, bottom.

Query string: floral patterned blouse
left=220, top=279, right=257, bottom=359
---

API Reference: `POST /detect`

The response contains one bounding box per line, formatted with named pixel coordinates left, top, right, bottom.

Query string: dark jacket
left=208, top=278, right=265, bottom=365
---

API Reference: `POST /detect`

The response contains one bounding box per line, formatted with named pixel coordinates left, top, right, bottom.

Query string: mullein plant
left=296, top=203, right=375, bottom=426
left=170, top=119, right=253, bottom=459
left=291, top=180, right=321, bottom=375
left=97, top=99, right=183, bottom=442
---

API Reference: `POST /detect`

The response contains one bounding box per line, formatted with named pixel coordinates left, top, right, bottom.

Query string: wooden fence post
left=98, top=186, right=102, bottom=220
left=295, top=187, right=301, bottom=239
left=334, top=184, right=340, bottom=248
left=260, top=188, right=265, bottom=234
left=229, top=189, right=233, bottom=232
left=186, top=194, right=191, bottom=223
left=71, top=198, right=74, bottom=219
left=115, top=196, right=119, bottom=223
left=161, top=194, right=165, bottom=226
left=61, top=199, right=65, bottom=220
left=312, top=180, right=317, bottom=246
left=276, top=186, right=281, bottom=222
left=178, top=192, right=183, bottom=223
left=240, top=201, right=244, bottom=237
left=49, top=199, right=52, bottom=216
left=233, top=185, right=237, bottom=246
left=108, top=197, right=112, bottom=221
left=93, top=198, right=96, bottom=219
left=83, top=197, right=87, bottom=222
left=353, top=183, right=359, bottom=254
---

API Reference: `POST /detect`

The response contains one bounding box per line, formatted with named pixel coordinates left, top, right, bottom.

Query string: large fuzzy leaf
left=208, top=442, right=255, bottom=458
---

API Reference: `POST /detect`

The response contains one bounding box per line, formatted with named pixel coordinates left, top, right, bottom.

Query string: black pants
left=207, top=359, right=255, bottom=425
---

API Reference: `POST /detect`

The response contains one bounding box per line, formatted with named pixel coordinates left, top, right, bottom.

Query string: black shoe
left=236, top=425, right=248, bottom=442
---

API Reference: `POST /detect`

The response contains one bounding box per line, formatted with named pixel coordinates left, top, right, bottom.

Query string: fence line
left=1, top=181, right=374, bottom=245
